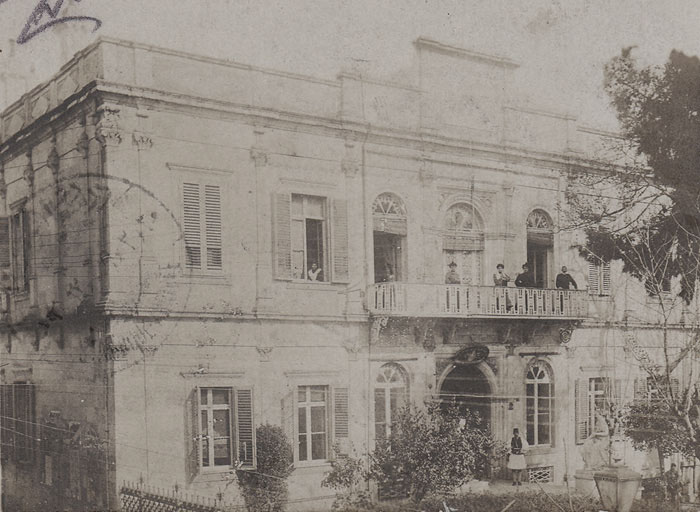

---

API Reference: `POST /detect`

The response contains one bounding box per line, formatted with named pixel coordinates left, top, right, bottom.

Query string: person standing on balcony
left=508, top=428, right=528, bottom=486
left=515, top=263, right=535, bottom=288
left=556, top=266, right=578, bottom=290
left=445, top=261, right=461, bottom=284
left=493, top=263, right=512, bottom=312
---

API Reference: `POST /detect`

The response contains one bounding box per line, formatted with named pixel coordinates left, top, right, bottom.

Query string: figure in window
left=307, top=262, right=323, bottom=281
left=445, top=261, right=461, bottom=284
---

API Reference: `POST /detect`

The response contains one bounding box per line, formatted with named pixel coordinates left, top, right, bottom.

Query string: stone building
left=0, top=37, right=697, bottom=511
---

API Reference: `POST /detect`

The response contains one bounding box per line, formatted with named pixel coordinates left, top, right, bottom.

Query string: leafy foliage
left=367, top=403, right=505, bottom=503
left=322, top=445, right=373, bottom=511
left=237, top=424, right=293, bottom=512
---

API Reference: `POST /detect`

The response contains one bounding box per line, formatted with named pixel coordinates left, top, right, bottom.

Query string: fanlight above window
left=372, top=193, right=407, bottom=235
left=526, top=209, right=553, bottom=245
left=443, top=203, right=484, bottom=252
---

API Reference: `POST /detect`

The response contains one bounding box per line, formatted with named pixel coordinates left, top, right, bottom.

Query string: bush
left=368, top=403, right=506, bottom=502
left=237, top=424, right=293, bottom=512
left=322, top=444, right=373, bottom=511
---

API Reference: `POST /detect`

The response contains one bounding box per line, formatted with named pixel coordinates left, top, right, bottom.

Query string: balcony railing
left=368, top=283, right=588, bottom=319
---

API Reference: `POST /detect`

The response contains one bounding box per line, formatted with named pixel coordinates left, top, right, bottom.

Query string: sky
left=1, top=0, right=700, bottom=130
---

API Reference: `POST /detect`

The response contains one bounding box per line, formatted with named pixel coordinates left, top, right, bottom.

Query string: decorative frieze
left=132, top=132, right=153, bottom=150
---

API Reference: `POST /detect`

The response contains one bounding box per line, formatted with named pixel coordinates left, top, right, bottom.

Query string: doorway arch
left=438, top=363, right=493, bottom=430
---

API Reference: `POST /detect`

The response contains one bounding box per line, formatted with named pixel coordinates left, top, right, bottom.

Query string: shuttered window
left=587, top=261, right=610, bottom=296
left=182, top=182, right=223, bottom=272
left=272, top=193, right=349, bottom=283
left=289, top=385, right=349, bottom=463
left=185, top=387, right=255, bottom=479
left=0, top=382, right=36, bottom=463
left=10, top=209, right=30, bottom=292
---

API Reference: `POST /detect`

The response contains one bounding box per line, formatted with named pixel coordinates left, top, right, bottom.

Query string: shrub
left=367, top=403, right=505, bottom=502
left=322, top=444, right=373, bottom=511
left=237, top=424, right=293, bottom=512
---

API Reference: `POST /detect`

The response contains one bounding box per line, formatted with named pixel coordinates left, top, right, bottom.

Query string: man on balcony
left=515, top=263, right=536, bottom=288
left=445, top=261, right=461, bottom=284
left=555, top=266, right=578, bottom=290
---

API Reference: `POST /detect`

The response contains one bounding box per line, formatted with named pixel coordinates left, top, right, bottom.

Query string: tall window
left=373, top=193, right=407, bottom=283
left=297, top=385, right=328, bottom=461
left=588, top=261, right=611, bottom=296
left=443, top=203, right=484, bottom=285
left=374, top=363, right=408, bottom=440
left=0, top=382, right=36, bottom=464
left=291, top=195, right=326, bottom=281
left=194, top=387, right=254, bottom=470
left=526, top=209, right=553, bottom=288
left=183, top=182, right=222, bottom=272
left=10, top=208, right=30, bottom=292
left=574, top=377, right=621, bottom=444
left=526, top=362, right=553, bottom=446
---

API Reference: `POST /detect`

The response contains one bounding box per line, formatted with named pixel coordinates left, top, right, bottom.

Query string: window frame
left=374, top=363, right=408, bottom=441
left=295, top=385, right=329, bottom=463
left=588, top=261, right=611, bottom=297
left=9, top=204, right=30, bottom=294
left=525, top=362, right=553, bottom=447
left=193, top=386, right=256, bottom=474
left=178, top=174, right=226, bottom=276
left=291, top=194, right=328, bottom=283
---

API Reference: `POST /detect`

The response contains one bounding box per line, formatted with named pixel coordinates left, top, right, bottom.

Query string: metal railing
left=368, top=283, right=588, bottom=319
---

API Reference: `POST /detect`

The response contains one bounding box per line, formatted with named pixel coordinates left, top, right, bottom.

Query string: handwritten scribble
left=16, top=0, right=102, bottom=44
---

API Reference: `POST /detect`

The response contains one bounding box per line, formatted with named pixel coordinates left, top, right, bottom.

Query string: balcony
left=368, top=283, right=588, bottom=319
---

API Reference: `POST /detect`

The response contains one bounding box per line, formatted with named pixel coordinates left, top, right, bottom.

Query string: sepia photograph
left=0, top=1, right=699, bottom=511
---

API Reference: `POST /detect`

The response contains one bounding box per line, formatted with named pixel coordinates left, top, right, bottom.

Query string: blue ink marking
left=17, top=0, right=102, bottom=44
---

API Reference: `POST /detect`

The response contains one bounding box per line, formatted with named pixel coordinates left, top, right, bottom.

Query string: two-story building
left=0, top=37, right=697, bottom=511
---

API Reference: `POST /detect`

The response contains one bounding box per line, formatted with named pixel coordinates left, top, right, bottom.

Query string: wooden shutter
left=671, top=378, right=680, bottom=399
left=613, top=379, right=623, bottom=405
left=1, top=384, right=15, bottom=460
left=21, top=210, right=30, bottom=291
left=235, top=389, right=255, bottom=468
left=587, top=262, right=599, bottom=296
left=574, top=379, right=588, bottom=444
left=272, top=193, right=292, bottom=280
left=183, top=183, right=202, bottom=270
left=280, top=388, right=295, bottom=459
left=634, top=378, right=647, bottom=401
left=331, top=199, right=350, bottom=283
left=184, top=387, right=200, bottom=483
left=204, top=185, right=222, bottom=271
left=0, top=218, right=10, bottom=289
left=600, top=262, right=611, bottom=296
left=333, top=387, right=349, bottom=456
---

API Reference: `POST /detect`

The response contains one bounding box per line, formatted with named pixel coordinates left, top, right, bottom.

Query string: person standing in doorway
left=508, top=428, right=528, bottom=486
left=445, top=261, right=461, bottom=284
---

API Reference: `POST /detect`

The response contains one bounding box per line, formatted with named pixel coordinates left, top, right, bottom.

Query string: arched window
left=526, top=209, right=554, bottom=288
left=374, top=363, right=408, bottom=440
left=372, top=193, right=407, bottom=283
left=526, top=361, right=553, bottom=446
left=443, top=203, right=484, bottom=285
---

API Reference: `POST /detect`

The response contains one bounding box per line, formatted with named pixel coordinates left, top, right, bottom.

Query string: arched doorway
left=439, top=364, right=492, bottom=430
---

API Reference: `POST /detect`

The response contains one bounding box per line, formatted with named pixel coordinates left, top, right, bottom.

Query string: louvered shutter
left=0, top=218, right=10, bottom=289
left=574, top=379, right=588, bottom=444
left=671, top=378, right=680, bottom=399
left=184, top=387, right=200, bottom=482
left=333, top=387, right=349, bottom=455
left=613, top=379, right=623, bottom=405
left=588, top=263, right=599, bottom=296
left=204, top=185, right=222, bottom=270
left=235, top=389, right=255, bottom=468
left=1, top=384, right=15, bottom=460
left=600, top=262, right=611, bottom=296
left=634, top=378, right=647, bottom=401
left=331, top=199, right=350, bottom=283
left=183, top=183, right=202, bottom=270
left=21, top=210, right=30, bottom=291
left=280, top=389, right=295, bottom=459
left=273, top=194, right=292, bottom=280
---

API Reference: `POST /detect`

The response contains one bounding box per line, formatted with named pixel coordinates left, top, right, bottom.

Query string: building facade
left=0, top=37, right=697, bottom=511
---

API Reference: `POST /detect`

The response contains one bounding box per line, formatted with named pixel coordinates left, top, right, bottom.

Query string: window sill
left=193, top=468, right=234, bottom=483
left=294, top=460, right=332, bottom=470
left=287, top=281, right=339, bottom=290
left=527, top=445, right=554, bottom=456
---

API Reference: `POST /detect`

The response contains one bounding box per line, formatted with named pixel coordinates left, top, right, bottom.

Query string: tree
left=566, top=47, right=700, bottom=466
left=237, top=424, right=294, bottom=512
left=367, top=403, right=504, bottom=503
